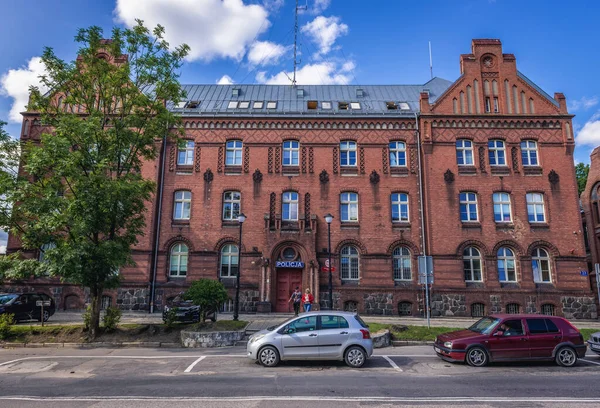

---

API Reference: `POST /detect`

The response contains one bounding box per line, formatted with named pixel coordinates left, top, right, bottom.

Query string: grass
left=188, top=320, right=248, bottom=332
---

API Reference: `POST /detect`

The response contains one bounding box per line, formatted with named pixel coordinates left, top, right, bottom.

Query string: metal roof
left=517, top=71, right=559, bottom=107
left=169, top=77, right=453, bottom=118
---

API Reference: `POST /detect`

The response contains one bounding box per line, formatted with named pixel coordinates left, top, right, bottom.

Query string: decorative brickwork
left=309, top=147, right=314, bottom=173
left=274, top=146, right=281, bottom=174
left=268, top=147, right=273, bottom=173
left=301, top=146, right=307, bottom=174
left=382, top=147, right=388, bottom=174
left=168, top=146, right=175, bottom=172
left=217, top=145, right=224, bottom=173
left=243, top=146, right=249, bottom=173
left=333, top=146, right=338, bottom=174
left=359, top=147, right=365, bottom=174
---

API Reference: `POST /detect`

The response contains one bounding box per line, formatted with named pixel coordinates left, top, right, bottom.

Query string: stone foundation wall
left=240, top=290, right=260, bottom=313
left=561, top=296, right=598, bottom=319
left=430, top=294, right=467, bottom=317
left=363, top=293, right=394, bottom=315
left=181, top=330, right=246, bottom=348
left=116, top=288, right=150, bottom=311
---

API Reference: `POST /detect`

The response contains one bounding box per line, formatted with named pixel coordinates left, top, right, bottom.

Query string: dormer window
left=232, top=88, right=240, bottom=97
left=297, top=89, right=304, bottom=98
left=356, top=89, right=364, bottom=98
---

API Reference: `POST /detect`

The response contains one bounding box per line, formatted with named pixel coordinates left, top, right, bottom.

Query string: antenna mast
left=293, top=0, right=307, bottom=87
left=429, top=41, right=433, bottom=79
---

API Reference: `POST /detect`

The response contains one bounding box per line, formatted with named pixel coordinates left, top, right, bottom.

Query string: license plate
left=434, top=346, right=441, bottom=353
left=176, top=313, right=186, bottom=317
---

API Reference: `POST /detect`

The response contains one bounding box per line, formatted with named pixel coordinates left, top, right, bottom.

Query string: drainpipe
left=149, top=124, right=168, bottom=313
left=415, top=112, right=430, bottom=328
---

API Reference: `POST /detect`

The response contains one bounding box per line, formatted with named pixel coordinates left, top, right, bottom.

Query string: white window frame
left=227, top=101, right=238, bottom=109
left=493, top=192, right=512, bottom=223
left=456, top=140, right=474, bottom=166
left=389, top=141, right=407, bottom=167
left=532, top=248, right=552, bottom=283
left=238, top=101, right=250, bottom=109
left=220, top=244, right=239, bottom=278
left=253, top=101, right=264, bottom=109
left=488, top=140, right=506, bottom=166
left=282, top=191, right=299, bottom=221
left=463, top=247, right=483, bottom=282
left=173, top=191, right=191, bottom=220
left=222, top=191, right=241, bottom=221
left=521, top=140, right=539, bottom=166
left=391, top=193, right=409, bottom=222
left=169, top=243, right=188, bottom=277
left=393, top=246, right=411, bottom=281
left=340, top=141, right=357, bottom=167
left=340, top=246, right=360, bottom=280
left=497, top=247, right=517, bottom=282
left=266, top=101, right=277, bottom=109
left=225, top=140, right=243, bottom=166
left=177, top=140, right=195, bottom=165
left=526, top=193, right=546, bottom=223
left=282, top=141, right=300, bottom=166
left=340, top=192, right=359, bottom=222
left=459, top=192, right=478, bottom=222
left=350, top=102, right=361, bottom=110
left=39, top=242, right=56, bottom=263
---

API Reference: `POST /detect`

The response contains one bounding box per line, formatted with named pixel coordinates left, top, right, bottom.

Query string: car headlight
left=444, top=341, right=453, bottom=348
left=249, top=334, right=265, bottom=344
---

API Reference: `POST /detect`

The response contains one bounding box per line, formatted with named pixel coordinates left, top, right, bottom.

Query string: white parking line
left=184, top=356, right=206, bottom=373
left=581, top=358, right=600, bottom=366
left=381, top=356, right=403, bottom=372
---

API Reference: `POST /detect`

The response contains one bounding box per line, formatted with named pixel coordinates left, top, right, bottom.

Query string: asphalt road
left=0, top=345, right=599, bottom=407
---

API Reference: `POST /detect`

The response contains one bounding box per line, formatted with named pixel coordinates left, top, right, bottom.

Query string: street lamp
left=233, top=213, right=246, bottom=321
left=324, top=213, right=334, bottom=310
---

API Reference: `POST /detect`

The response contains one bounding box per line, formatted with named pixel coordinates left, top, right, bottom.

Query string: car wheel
left=466, top=346, right=489, bottom=367
left=344, top=346, right=366, bottom=368
left=258, top=346, right=280, bottom=367
left=555, top=346, right=578, bottom=367
left=38, top=310, right=49, bottom=322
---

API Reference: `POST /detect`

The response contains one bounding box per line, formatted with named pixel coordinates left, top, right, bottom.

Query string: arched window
left=463, top=247, right=482, bottom=282
left=222, top=191, right=241, bottom=221
left=220, top=244, right=239, bottom=277
left=173, top=191, right=191, bottom=220
left=471, top=303, right=485, bottom=318
left=282, top=140, right=300, bottom=166
left=532, top=248, right=551, bottom=283
left=398, top=301, right=412, bottom=316
left=169, top=243, right=188, bottom=277
left=541, top=304, right=556, bottom=316
left=389, top=141, right=406, bottom=167
left=282, top=191, right=299, bottom=221
left=344, top=300, right=358, bottom=312
left=488, top=140, right=506, bottom=166
left=497, top=247, right=517, bottom=282
left=392, top=247, right=411, bottom=281
left=506, top=303, right=520, bottom=314
left=340, top=246, right=360, bottom=280
left=391, top=193, right=409, bottom=222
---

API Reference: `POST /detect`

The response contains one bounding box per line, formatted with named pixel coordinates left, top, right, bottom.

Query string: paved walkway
left=38, top=311, right=600, bottom=330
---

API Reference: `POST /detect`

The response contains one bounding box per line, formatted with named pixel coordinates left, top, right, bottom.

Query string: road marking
left=581, top=358, right=600, bottom=366
left=184, top=356, right=206, bottom=373
left=381, top=356, right=403, bottom=372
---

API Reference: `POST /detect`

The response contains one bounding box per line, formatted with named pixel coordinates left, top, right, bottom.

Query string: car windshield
left=0, top=294, right=17, bottom=305
left=468, top=317, right=501, bottom=334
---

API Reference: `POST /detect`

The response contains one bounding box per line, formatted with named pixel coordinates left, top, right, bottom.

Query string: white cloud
left=217, top=75, right=235, bottom=85
left=312, top=0, right=331, bottom=14
left=0, top=57, right=48, bottom=123
left=576, top=117, right=600, bottom=147
left=262, top=0, right=284, bottom=11
left=301, top=16, right=348, bottom=56
left=114, top=0, right=270, bottom=62
left=569, top=96, right=599, bottom=112
left=247, top=41, right=290, bottom=66
left=256, top=61, right=354, bottom=85
left=0, top=245, right=6, bottom=255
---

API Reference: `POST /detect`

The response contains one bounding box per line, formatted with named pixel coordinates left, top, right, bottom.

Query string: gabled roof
left=517, top=71, right=559, bottom=107
left=168, top=78, right=453, bottom=118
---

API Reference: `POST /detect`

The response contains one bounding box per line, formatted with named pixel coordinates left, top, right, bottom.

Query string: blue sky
left=1, top=0, right=599, bottom=165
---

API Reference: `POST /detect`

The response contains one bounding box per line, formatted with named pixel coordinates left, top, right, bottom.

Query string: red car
left=434, top=314, right=586, bottom=367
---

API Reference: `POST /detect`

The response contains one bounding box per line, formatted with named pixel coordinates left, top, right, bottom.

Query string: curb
left=391, top=340, right=435, bottom=347
left=1, top=342, right=181, bottom=349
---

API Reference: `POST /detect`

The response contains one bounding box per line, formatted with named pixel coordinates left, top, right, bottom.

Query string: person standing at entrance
left=288, top=287, right=302, bottom=316
left=303, top=288, right=314, bottom=312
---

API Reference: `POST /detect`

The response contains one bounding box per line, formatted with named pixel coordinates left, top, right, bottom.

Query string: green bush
left=163, top=307, right=178, bottom=329
left=102, top=307, right=122, bottom=332
left=0, top=313, right=15, bottom=340
left=82, top=305, right=92, bottom=331
left=184, top=279, right=228, bottom=322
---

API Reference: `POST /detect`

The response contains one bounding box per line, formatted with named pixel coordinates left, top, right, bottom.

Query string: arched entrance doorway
left=274, top=246, right=305, bottom=313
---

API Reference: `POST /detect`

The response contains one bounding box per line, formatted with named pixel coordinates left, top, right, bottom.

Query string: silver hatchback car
left=247, top=311, right=374, bottom=368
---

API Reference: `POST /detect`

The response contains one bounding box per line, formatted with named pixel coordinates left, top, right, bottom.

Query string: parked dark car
left=163, top=300, right=216, bottom=323
left=0, top=292, right=56, bottom=322
left=434, top=314, right=586, bottom=367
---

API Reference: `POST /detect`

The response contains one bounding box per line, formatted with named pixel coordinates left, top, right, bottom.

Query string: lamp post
left=324, top=213, right=334, bottom=310
left=233, top=213, right=246, bottom=321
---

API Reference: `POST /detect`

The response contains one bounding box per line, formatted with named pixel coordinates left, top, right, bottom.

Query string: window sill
left=341, top=280, right=359, bottom=286
left=465, top=281, right=484, bottom=288
left=176, top=165, right=193, bottom=173
left=490, top=166, right=510, bottom=176
left=495, top=223, right=514, bottom=230
left=340, top=167, right=358, bottom=176
left=171, top=220, right=190, bottom=226
left=282, top=166, right=300, bottom=175
left=535, top=282, right=555, bottom=290
left=458, top=166, right=477, bottom=175
left=461, top=222, right=481, bottom=229
left=523, top=166, right=543, bottom=176
left=394, top=280, right=413, bottom=287
left=530, top=223, right=549, bottom=229
left=224, top=166, right=242, bottom=174
left=168, top=276, right=187, bottom=279
left=390, top=167, right=409, bottom=176
left=222, top=220, right=240, bottom=228
left=340, top=223, right=360, bottom=229
left=500, top=282, right=520, bottom=289
left=392, top=223, right=411, bottom=230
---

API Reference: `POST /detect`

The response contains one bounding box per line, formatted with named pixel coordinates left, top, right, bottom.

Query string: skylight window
left=338, top=102, right=349, bottom=110
left=186, top=101, right=199, bottom=109
left=307, top=101, right=318, bottom=110
left=253, top=101, right=264, bottom=109
left=239, top=101, right=250, bottom=109
left=267, top=101, right=277, bottom=109
left=322, top=101, right=332, bottom=109
left=356, top=89, right=364, bottom=98
left=232, top=88, right=240, bottom=97
left=386, top=102, right=398, bottom=110
left=297, top=89, right=305, bottom=98
left=350, top=102, right=361, bottom=110
left=175, top=101, right=187, bottom=109
left=399, top=102, right=410, bottom=110
left=228, top=101, right=238, bottom=109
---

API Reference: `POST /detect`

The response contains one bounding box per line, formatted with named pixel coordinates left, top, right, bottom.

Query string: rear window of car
left=320, top=316, right=349, bottom=329
left=545, top=318, right=560, bottom=333
left=354, top=315, right=369, bottom=329
left=526, top=318, right=548, bottom=334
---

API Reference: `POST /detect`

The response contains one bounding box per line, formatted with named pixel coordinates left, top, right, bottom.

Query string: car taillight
left=360, top=329, right=370, bottom=339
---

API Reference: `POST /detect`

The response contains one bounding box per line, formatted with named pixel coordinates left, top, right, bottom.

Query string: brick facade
left=6, top=39, right=597, bottom=319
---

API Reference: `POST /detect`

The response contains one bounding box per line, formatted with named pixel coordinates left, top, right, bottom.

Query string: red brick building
left=6, top=39, right=597, bottom=319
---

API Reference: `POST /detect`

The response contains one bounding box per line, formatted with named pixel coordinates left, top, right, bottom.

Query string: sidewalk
left=41, top=311, right=600, bottom=330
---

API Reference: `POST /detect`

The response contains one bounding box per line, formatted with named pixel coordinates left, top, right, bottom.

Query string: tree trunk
left=89, top=287, right=103, bottom=340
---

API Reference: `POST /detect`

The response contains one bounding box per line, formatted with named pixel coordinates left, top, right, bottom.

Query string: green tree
left=576, top=162, right=590, bottom=196
left=184, top=279, right=229, bottom=323
left=0, top=21, right=189, bottom=338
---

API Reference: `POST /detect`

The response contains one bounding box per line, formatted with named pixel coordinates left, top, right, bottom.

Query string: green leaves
left=184, top=279, right=229, bottom=319
left=576, top=162, right=590, bottom=196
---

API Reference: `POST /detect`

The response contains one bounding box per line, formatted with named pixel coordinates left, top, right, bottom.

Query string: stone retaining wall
left=181, top=330, right=246, bottom=348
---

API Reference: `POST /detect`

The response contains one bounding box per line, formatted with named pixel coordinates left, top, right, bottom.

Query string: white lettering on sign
left=276, top=261, right=305, bottom=268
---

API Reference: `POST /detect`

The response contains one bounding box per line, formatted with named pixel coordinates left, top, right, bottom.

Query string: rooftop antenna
left=292, top=0, right=308, bottom=87
left=429, top=41, right=433, bottom=79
